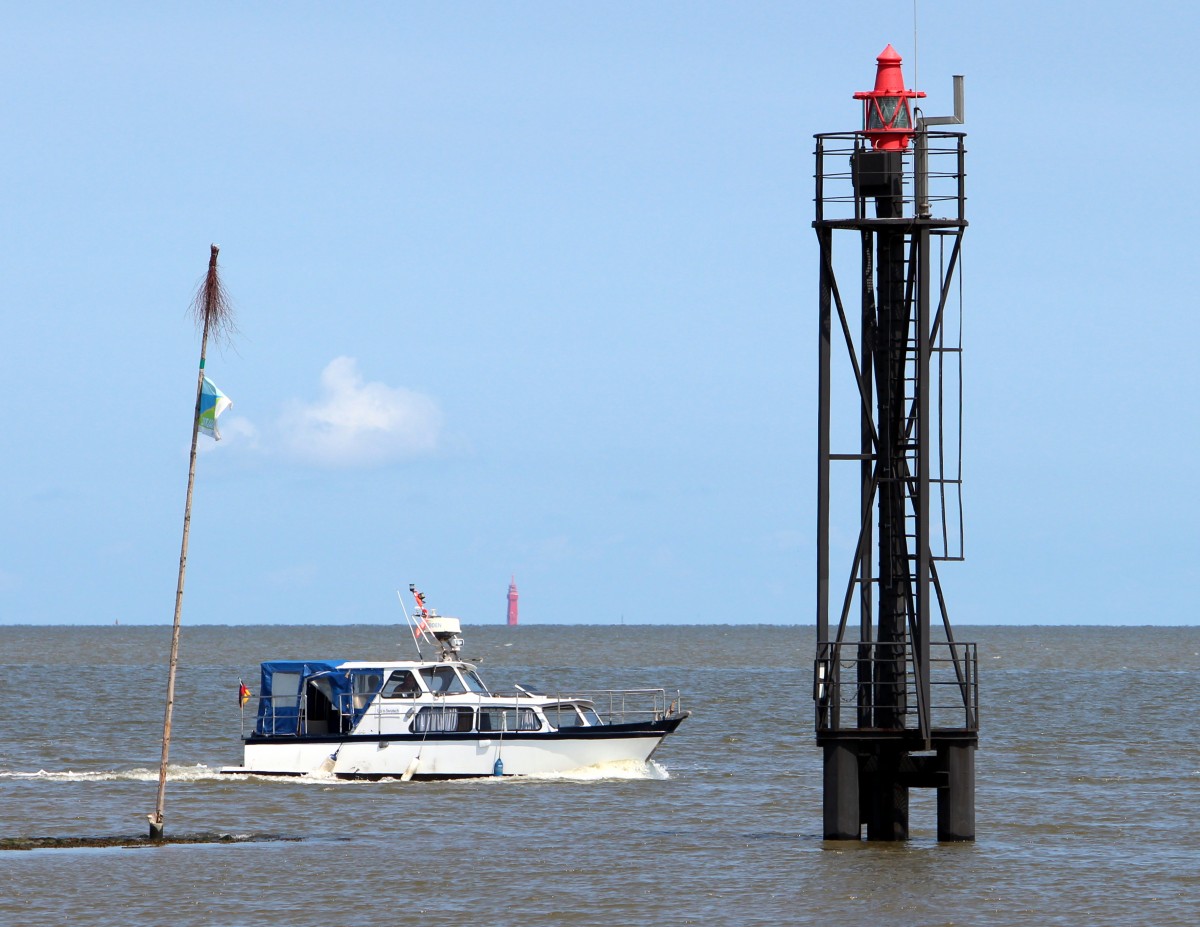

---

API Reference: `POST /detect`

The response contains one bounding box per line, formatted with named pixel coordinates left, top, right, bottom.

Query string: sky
left=1, top=2, right=1196, bottom=626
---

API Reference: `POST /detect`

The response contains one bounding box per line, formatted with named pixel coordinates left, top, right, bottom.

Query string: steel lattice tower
left=812, top=47, right=978, bottom=841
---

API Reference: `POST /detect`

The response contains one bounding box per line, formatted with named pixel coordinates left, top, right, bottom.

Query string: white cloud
left=198, top=415, right=258, bottom=454
left=279, top=357, right=442, bottom=467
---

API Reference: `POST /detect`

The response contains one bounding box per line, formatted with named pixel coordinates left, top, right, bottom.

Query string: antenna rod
left=398, top=589, right=424, bottom=658
left=913, top=0, right=919, bottom=90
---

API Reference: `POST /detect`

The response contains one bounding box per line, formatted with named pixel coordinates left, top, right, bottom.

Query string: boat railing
left=242, top=694, right=349, bottom=738
left=502, top=687, right=681, bottom=724
left=243, top=694, right=292, bottom=738
left=242, top=687, right=683, bottom=737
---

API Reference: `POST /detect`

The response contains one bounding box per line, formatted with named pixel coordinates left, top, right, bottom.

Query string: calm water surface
left=1, top=624, right=1197, bottom=926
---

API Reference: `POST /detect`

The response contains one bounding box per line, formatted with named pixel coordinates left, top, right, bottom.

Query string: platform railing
left=814, top=639, right=977, bottom=733
left=814, top=130, right=967, bottom=225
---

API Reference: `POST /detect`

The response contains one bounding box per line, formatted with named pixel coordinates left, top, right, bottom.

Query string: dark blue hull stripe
left=244, top=717, right=685, bottom=747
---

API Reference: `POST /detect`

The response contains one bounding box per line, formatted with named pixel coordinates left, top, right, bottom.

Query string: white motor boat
left=221, top=587, right=689, bottom=779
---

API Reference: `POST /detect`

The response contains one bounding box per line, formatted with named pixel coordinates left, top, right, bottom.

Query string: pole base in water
left=819, top=734, right=977, bottom=841
left=822, top=742, right=860, bottom=840
left=936, top=743, right=976, bottom=841
left=148, top=816, right=164, bottom=841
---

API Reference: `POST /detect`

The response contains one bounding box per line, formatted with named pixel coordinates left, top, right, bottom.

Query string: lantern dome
left=853, top=44, right=926, bottom=151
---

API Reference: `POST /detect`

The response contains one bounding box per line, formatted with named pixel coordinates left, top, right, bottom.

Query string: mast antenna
left=913, top=0, right=919, bottom=90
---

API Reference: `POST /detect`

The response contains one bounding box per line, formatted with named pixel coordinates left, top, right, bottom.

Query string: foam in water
left=1, top=759, right=671, bottom=785
left=517, top=758, right=670, bottom=782
left=0, top=764, right=222, bottom=783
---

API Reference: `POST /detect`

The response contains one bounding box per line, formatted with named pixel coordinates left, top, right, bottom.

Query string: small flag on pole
left=199, top=377, right=232, bottom=440
left=410, top=585, right=433, bottom=642
left=239, top=680, right=251, bottom=707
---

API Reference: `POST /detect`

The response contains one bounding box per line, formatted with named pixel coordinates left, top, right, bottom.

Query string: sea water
left=0, top=624, right=1197, bottom=926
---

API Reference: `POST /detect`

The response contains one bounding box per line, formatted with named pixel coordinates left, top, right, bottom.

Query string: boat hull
left=222, top=715, right=688, bottom=778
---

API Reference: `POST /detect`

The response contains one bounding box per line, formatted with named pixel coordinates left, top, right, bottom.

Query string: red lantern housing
left=854, top=44, right=926, bottom=151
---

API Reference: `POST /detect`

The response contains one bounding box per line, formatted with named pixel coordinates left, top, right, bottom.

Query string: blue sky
left=1, top=3, right=1195, bottom=626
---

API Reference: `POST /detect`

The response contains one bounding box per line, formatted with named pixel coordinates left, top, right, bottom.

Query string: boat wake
left=0, top=759, right=671, bottom=785
left=0, top=764, right=226, bottom=783
left=518, top=759, right=671, bottom=782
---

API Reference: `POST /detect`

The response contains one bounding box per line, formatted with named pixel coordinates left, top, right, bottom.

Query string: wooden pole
left=149, top=245, right=229, bottom=840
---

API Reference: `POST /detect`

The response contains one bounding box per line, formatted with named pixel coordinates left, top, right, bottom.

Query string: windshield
left=420, top=665, right=467, bottom=695
left=462, top=670, right=489, bottom=695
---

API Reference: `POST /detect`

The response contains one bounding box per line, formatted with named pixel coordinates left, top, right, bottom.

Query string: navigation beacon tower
left=506, top=577, right=519, bottom=627
left=812, top=46, right=978, bottom=841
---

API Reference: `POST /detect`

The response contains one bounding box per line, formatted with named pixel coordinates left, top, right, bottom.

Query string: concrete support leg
left=823, top=743, right=860, bottom=840
left=937, top=743, right=976, bottom=842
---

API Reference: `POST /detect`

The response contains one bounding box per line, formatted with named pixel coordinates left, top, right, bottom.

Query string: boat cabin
left=252, top=660, right=602, bottom=739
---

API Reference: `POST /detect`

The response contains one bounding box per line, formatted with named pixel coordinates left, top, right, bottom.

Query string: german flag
left=239, top=680, right=251, bottom=708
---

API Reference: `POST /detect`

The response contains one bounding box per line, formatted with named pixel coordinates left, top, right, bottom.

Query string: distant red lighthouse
left=506, top=577, right=519, bottom=626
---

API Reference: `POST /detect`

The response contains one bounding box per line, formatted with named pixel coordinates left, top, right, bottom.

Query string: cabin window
left=411, top=706, right=474, bottom=733
left=353, top=672, right=382, bottom=695
left=478, top=707, right=541, bottom=733
left=382, top=670, right=422, bottom=698
left=581, top=707, right=603, bottom=726
left=351, top=671, right=383, bottom=711
left=270, top=672, right=302, bottom=709
left=420, top=666, right=467, bottom=695
left=541, top=704, right=585, bottom=729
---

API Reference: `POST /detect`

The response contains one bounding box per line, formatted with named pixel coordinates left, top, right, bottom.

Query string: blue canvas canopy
left=255, top=660, right=349, bottom=736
